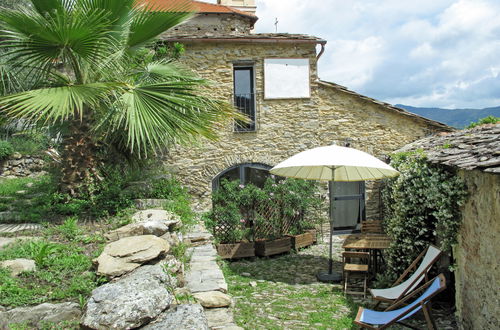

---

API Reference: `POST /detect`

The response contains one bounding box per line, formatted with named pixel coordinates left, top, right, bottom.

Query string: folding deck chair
left=355, top=274, right=446, bottom=329
left=370, top=245, right=442, bottom=308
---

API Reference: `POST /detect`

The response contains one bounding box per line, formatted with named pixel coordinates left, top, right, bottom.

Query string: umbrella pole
left=316, top=167, right=341, bottom=283
left=328, top=180, right=334, bottom=274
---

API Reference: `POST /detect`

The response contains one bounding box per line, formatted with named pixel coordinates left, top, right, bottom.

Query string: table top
left=342, top=233, right=391, bottom=250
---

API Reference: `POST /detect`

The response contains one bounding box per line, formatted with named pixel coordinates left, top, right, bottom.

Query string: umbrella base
left=316, top=270, right=342, bottom=283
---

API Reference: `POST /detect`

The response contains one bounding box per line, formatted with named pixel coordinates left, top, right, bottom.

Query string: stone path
left=185, top=224, right=241, bottom=330
left=0, top=223, right=42, bottom=233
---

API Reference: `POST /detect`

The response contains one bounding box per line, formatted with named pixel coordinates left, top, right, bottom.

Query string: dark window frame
left=233, top=65, right=256, bottom=132
left=212, top=163, right=271, bottom=191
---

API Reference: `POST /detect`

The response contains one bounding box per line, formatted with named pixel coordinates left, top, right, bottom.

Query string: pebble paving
left=224, top=232, right=458, bottom=329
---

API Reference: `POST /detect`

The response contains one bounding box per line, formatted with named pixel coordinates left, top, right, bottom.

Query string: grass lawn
left=221, top=244, right=358, bottom=330
left=0, top=218, right=110, bottom=308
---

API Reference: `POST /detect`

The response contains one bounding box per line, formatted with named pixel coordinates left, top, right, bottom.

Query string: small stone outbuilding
left=399, top=123, right=500, bottom=330
left=157, top=0, right=451, bottom=227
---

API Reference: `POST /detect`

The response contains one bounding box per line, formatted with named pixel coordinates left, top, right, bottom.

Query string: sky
left=207, top=0, right=500, bottom=109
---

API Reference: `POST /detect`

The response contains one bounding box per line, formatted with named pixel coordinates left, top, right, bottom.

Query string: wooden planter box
left=288, top=231, right=315, bottom=250
left=216, top=242, right=255, bottom=259
left=255, top=237, right=292, bottom=257
left=305, top=229, right=318, bottom=244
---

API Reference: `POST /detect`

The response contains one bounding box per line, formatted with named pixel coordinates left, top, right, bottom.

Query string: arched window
left=212, top=163, right=272, bottom=190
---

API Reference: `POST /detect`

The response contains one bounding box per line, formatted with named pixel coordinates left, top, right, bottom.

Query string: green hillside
left=396, top=104, right=500, bottom=128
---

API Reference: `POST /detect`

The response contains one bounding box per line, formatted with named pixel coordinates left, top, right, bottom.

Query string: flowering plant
left=204, top=176, right=321, bottom=242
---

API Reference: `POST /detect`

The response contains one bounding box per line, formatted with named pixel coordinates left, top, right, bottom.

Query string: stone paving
left=185, top=224, right=241, bottom=330
left=224, top=231, right=458, bottom=329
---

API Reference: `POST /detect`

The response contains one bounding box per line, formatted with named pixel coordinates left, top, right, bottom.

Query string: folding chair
left=370, top=245, right=442, bottom=308
left=355, top=274, right=446, bottom=330
left=342, top=251, right=370, bottom=297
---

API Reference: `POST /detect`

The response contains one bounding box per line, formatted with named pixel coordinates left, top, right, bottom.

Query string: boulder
left=0, top=236, right=36, bottom=251
left=105, top=211, right=181, bottom=242
left=133, top=199, right=167, bottom=210
left=204, top=308, right=235, bottom=329
left=141, top=304, right=208, bottom=330
left=161, top=232, right=181, bottom=247
left=0, top=302, right=81, bottom=328
left=0, top=258, right=36, bottom=276
left=132, top=210, right=181, bottom=230
left=193, top=291, right=232, bottom=308
left=95, top=235, right=169, bottom=278
left=82, top=264, right=174, bottom=330
left=160, top=255, right=183, bottom=275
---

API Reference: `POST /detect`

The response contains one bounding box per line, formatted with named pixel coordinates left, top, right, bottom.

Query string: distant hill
left=395, top=104, right=500, bottom=128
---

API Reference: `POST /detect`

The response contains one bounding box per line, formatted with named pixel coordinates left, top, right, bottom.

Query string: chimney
left=217, top=0, right=256, bottom=16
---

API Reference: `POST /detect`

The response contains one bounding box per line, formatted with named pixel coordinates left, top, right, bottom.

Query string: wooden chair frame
left=371, top=244, right=442, bottom=309
left=355, top=274, right=446, bottom=330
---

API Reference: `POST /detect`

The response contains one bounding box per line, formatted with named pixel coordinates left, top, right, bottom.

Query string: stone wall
left=163, top=14, right=253, bottom=38
left=454, top=170, right=500, bottom=330
left=164, top=40, right=447, bottom=213
left=0, top=153, right=45, bottom=179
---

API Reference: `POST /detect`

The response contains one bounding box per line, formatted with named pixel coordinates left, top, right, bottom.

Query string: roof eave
left=317, top=80, right=453, bottom=132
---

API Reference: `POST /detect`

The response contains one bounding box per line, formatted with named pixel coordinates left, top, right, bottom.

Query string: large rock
left=193, top=291, right=232, bottom=308
left=0, top=302, right=81, bottom=328
left=105, top=210, right=181, bottom=242
left=0, top=258, right=36, bottom=276
left=95, top=235, right=169, bottom=278
left=141, top=304, right=209, bottom=330
left=82, top=264, right=174, bottom=329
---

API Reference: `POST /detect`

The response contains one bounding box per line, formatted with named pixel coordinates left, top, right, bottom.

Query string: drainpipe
left=316, top=42, right=326, bottom=61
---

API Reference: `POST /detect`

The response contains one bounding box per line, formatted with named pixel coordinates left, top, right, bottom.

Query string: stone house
left=158, top=0, right=451, bottom=227
left=399, top=124, right=500, bottom=330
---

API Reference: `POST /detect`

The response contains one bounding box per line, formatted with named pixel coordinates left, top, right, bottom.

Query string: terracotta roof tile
left=137, top=0, right=257, bottom=21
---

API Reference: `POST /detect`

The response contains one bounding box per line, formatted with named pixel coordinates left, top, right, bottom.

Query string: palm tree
left=0, top=0, right=238, bottom=196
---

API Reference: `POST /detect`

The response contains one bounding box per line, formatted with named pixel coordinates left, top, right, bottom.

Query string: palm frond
left=0, top=5, right=119, bottom=81
left=0, top=82, right=123, bottom=123
left=103, top=79, right=238, bottom=156
left=128, top=0, right=194, bottom=49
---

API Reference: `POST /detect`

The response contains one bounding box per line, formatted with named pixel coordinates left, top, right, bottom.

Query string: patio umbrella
left=270, top=145, right=399, bottom=282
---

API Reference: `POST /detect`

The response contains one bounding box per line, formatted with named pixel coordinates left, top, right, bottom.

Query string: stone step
left=0, top=223, right=43, bottom=233
left=133, top=199, right=168, bottom=210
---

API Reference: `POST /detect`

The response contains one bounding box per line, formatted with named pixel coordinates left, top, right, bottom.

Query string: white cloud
left=204, top=0, right=500, bottom=108
left=320, top=37, right=386, bottom=88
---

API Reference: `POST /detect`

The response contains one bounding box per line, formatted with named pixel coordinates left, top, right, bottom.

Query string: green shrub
left=466, top=115, right=500, bottom=129
left=0, top=140, right=14, bottom=159
left=9, top=131, right=51, bottom=156
left=382, top=151, right=467, bottom=276
left=148, top=177, right=195, bottom=226
left=205, top=177, right=321, bottom=243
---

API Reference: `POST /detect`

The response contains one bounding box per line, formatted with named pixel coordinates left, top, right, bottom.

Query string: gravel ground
left=222, top=233, right=458, bottom=329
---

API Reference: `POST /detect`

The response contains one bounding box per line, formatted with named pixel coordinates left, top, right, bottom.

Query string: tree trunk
left=59, top=119, right=101, bottom=197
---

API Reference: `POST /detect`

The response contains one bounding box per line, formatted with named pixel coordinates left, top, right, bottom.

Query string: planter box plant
left=216, top=242, right=255, bottom=259
left=288, top=231, right=315, bottom=250
left=255, top=237, right=292, bottom=257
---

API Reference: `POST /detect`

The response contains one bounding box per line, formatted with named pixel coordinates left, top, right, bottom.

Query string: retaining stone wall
left=164, top=41, right=445, bottom=213
left=0, top=153, right=45, bottom=178
left=455, top=170, right=500, bottom=329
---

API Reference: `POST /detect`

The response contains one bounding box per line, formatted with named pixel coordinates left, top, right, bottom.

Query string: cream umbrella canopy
left=270, top=145, right=399, bottom=282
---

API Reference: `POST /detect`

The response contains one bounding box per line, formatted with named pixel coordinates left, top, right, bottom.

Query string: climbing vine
left=382, top=150, right=468, bottom=276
